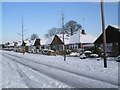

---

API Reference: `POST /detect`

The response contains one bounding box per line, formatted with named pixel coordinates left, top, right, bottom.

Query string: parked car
left=90, top=54, right=98, bottom=58
left=84, top=50, right=91, bottom=57
left=42, top=49, right=54, bottom=55
left=79, top=54, right=86, bottom=59
left=116, top=55, right=120, bottom=62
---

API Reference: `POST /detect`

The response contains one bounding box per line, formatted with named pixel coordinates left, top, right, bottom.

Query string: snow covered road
left=2, top=53, right=69, bottom=88
left=1, top=50, right=119, bottom=88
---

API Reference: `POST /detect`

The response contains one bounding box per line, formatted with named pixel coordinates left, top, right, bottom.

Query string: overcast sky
left=1, top=2, right=118, bottom=44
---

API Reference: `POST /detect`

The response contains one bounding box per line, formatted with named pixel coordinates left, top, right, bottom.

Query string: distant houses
left=94, top=25, right=120, bottom=57
left=25, top=38, right=41, bottom=53
left=3, top=39, right=41, bottom=53
left=2, top=29, right=96, bottom=55
left=40, top=30, right=97, bottom=53
left=2, top=25, right=120, bottom=57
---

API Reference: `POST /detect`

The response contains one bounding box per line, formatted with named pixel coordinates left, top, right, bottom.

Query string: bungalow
left=54, top=34, right=70, bottom=51
left=94, top=25, right=120, bottom=57
left=25, top=38, right=41, bottom=53
left=41, top=34, right=70, bottom=51
left=15, top=41, right=25, bottom=52
left=41, top=36, right=54, bottom=50
left=67, top=30, right=97, bottom=51
left=7, top=42, right=17, bottom=51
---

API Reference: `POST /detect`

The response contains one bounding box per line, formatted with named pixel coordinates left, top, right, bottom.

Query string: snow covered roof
left=41, top=31, right=96, bottom=46
left=45, top=36, right=54, bottom=45
left=40, top=38, right=47, bottom=45
left=15, top=39, right=40, bottom=46
left=41, top=36, right=54, bottom=45
left=69, top=30, right=97, bottom=44
left=110, top=25, right=120, bottom=30
left=8, top=42, right=14, bottom=46
left=16, top=40, right=34, bottom=46
left=25, top=39, right=39, bottom=46
left=57, top=34, right=70, bottom=45
left=41, top=34, right=70, bottom=45
left=25, top=40, right=33, bottom=46
left=17, top=41, right=22, bottom=46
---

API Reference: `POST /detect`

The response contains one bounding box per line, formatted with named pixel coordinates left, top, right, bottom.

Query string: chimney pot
left=81, top=30, right=86, bottom=34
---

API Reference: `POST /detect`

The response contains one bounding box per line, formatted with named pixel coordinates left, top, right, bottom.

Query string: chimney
left=81, top=30, right=86, bottom=35
left=36, top=38, right=41, bottom=42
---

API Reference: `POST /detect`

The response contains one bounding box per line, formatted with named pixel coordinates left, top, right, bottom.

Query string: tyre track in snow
left=4, top=56, right=70, bottom=88
left=16, top=64, right=43, bottom=88
left=3, top=52, right=118, bottom=87
left=3, top=55, right=68, bottom=88
left=3, top=56, right=44, bottom=88
left=16, top=63, right=69, bottom=88
left=2, top=53, right=85, bottom=88
left=2, top=53, right=118, bottom=88
left=3, top=52, right=118, bottom=86
left=2, top=57, right=28, bottom=88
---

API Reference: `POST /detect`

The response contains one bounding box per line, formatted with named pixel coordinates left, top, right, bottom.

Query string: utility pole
left=22, top=18, right=25, bottom=55
left=18, top=18, right=25, bottom=55
left=62, top=13, right=66, bottom=61
left=82, top=17, right=85, bottom=51
left=83, top=17, right=85, bottom=29
left=101, top=0, right=107, bottom=68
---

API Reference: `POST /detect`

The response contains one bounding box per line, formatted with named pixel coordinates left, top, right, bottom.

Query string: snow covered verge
left=0, top=50, right=119, bottom=88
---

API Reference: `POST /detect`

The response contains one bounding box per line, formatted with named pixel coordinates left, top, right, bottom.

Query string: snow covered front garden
left=0, top=50, right=119, bottom=88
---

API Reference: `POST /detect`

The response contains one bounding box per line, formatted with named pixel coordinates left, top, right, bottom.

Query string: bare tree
left=31, top=34, right=39, bottom=40
left=44, top=34, right=49, bottom=38
left=45, top=28, right=60, bottom=38
left=65, top=20, right=82, bottom=35
left=44, top=20, right=82, bottom=38
left=17, top=18, right=27, bottom=55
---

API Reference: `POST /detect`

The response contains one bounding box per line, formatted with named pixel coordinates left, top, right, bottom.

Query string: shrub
left=92, top=46, right=102, bottom=57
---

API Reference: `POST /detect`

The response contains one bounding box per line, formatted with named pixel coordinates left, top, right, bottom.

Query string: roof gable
left=94, top=25, right=120, bottom=44
left=51, top=35, right=63, bottom=45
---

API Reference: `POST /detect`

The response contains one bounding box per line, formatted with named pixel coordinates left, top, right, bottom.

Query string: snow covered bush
left=92, top=46, right=102, bottom=57
left=70, top=52, right=80, bottom=57
left=79, top=54, right=86, bottom=59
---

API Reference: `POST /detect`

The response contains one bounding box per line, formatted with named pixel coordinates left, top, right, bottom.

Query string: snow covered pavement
left=1, top=50, right=119, bottom=88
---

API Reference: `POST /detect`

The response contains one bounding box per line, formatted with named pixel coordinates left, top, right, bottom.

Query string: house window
left=59, top=45, right=63, bottom=51
left=66, top=45, right=69, bottom=49
left=107, top=43, right=112, bottom=52
left=72, top=44, right=74, bottom=49
left=74, top=44, right=78, bottom=49
left=69, top=44, right=72, bottom=49
left=101, top=43, right=112, bottom=52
